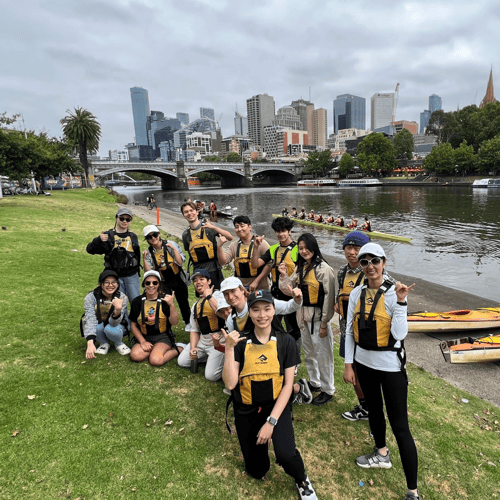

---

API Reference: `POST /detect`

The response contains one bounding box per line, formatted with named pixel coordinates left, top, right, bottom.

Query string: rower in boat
left=326, top=213, right=335, bottom=224
left=360, top=216, right=372, bottom=232
left=308, top=210, right=315, bottom=220
left=335, top=215, right=345, bottom=227
left=347, top=217, right=358, bottom=229
left=315, top=212, right=324, bottom=223
left=298, top=208, right=306, bottom=219
left=282, top=207, right=289, bottom=217
left=291, top=207, right=298, bottom=217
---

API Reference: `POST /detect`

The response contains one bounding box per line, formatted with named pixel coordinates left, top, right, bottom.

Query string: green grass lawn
left=1, top=189, right=499, bottom=499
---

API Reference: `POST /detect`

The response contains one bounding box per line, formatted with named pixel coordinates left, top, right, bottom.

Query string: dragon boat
left=440, top=334, right=500, bottom=364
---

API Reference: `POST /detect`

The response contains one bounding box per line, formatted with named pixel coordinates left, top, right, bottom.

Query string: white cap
left=143, top=224, right=160, bottom=237
left=213, top=291, right=230, bottom=311
left=220, top=277, right=243, bottom=293
left=142, top=270, right=161, bottom=286
left=357, top=242, right=386, bottom=260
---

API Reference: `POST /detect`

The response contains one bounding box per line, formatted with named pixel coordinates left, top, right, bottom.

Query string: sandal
left=116, top=344, right=131, bottom=356
left=96, top=343, right=110, bottom=355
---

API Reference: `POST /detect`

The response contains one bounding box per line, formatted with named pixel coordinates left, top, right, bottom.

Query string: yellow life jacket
left=234, top=238, right=259, bottom=278
left=188, top=227, right=215, bottom=263
left=194, top=297, right=225, bottom=335
left=270, top=242, right=298, bottom=285
left=239, top=336, right=284, bottom=406
left=138, top=296, right=168, bottom=336
left=149, top=243, right=180, bottom=281
left=338, top=268, right=364, bottom=319
left=298, top=265, right=325, bottom=307
left=95, top=301, right=113, bottom=323
left=353, top=281, right=395, bottom=350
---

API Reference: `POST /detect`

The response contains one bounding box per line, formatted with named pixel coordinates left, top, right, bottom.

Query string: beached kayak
left=273, top=215, right=412, bottom=244
left=407, top=308, right=500, bottom=333
left=440, top=334, right=500, bottom=364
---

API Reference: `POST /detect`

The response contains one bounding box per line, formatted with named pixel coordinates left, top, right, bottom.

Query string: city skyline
left=2, top=1, right=499, bottom=154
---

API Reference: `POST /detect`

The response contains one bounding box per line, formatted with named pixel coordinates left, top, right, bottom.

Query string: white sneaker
left=116, top=344, right=131, bottom=356
left=96, top=343, right=110, bottom=355
left=296, top=477, right=317, bottom=500
left=184, top=323, right=192, bottom=332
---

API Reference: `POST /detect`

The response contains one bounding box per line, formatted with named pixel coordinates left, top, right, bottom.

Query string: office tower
left=312, top=108, right=328, bottom=148
left=392, top=120, right=418, bottom=135
left=200, top=107, right=215, bottom=121
left=273, top=106, right=302, bottom=130
left=429, top=94, right=442, bottom=114
left=234, top=111, right=249, bottom=136
left=333, top=94, right=366, bottom=133
left=371, top=93, right=395, bottom=131
left=290, top=99, right=314, bottom=132
left=130, top=87, right=151, bottom=146
left=176, top=112, right=189, bottom=126
left=246, top=93, right=276, bottom=147
left=420, top=110, right=431, bottom=134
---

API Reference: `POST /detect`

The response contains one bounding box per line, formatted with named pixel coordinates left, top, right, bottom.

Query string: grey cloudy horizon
left=2, top=0, right=498, bottom=155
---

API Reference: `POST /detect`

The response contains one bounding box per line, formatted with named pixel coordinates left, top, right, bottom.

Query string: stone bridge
left=91, top=160, right=303, bottom=190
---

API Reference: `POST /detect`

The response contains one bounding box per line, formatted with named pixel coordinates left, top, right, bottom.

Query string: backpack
left=107, top=230, right=140, bottom=273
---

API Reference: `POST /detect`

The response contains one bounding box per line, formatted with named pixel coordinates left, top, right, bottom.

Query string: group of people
left=282, top=207, right=372, bottom=231
left=82, top=203, right=419, bottom=500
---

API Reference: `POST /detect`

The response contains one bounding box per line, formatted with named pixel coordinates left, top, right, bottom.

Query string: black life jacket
left=105, top=230, right=140, bottom=274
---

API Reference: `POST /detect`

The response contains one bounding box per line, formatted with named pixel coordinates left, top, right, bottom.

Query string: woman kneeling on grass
left=129, top=271, right=184, bottom=366
left=344, top=242, right=420, bottom=500
left=222, top=290, right=317, bottom=500
left=84, top=270, right=131, bottom=358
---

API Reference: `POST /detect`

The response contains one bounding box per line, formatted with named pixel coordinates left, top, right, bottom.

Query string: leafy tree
left=423, top=143, right=455, bottom=173
left=338, top=153, right=355, bottom=176
left=356, top=133, right=397, bottom=174
left=205, top=155, right=223, bottom=162
left=225, top=152, right=243, bottom=163
left=393, top=129, right=414, bottom=160
left=453, top=141, right=476, bottom=175
left=303, top=149, right=332, bottom=175
left=477, top=136, right=500, bottom=173
left=60, top=107, right=101, bottom=187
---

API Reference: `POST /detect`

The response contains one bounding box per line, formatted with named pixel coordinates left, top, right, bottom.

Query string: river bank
left=125, top=203, right=500, bottom=408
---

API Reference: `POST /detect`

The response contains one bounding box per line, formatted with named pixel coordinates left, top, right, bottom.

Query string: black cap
left=99, top=270, right=119, bottom=283
left=247, top=289, right=274, bottom=307
left=191, top=269, right=211, bottom=281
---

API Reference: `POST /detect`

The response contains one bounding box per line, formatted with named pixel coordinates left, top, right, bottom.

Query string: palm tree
left=60, top=107, right=101, bottom=187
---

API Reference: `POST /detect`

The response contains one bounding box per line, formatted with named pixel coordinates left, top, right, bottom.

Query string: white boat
left=297, top=179, right=337, bottom=187
left=338, top=178, right=383, bottom=187
left=472, top=178, right=500, bottom=188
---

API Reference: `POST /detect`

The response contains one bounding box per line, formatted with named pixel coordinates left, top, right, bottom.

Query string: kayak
left=440, top=334, right=500, bottom=364
left=273, top=215, right=412, bottom=244
left=407, top=307, right=500, bottom=333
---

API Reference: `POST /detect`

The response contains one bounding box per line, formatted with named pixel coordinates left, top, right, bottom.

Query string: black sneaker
left=307, top=381, right=321, bottom=393
left=297, top=378, right=313, bottom=404
left=296, top=476, right=318, bottom=500
left=342, top=404, right=369, bottom=421
left=311, top=391, right=333, bottom=406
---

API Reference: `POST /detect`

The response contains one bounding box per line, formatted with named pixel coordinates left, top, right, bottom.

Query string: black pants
left=355, top=361, right=418, bottom=490
left=273, top=289, right=301, bottom=341
left=162, top=277, right=191, bottom=325
left=234, top=404, right=306, bottom=483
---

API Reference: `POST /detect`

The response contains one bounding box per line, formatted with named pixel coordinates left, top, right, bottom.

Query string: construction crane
left=392, top=83, right=400, bottom=125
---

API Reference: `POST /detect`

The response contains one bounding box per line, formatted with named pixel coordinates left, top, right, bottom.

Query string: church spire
left=479, top=67, right=497, bottom=108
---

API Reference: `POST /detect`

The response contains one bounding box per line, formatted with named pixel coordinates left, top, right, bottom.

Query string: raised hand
left=218, top=235, right=227, bottom=245
left=222, top=328, right=247, bottom=349
left=202, top=285, right=214, bottom=299
left=162, top=291, right=175, bottom=306
left=254, top=235, right=265, bottom=248
left=111, top=296, right=124, bottom=312
left=394, top=282, right=416, bottom=302
left=278, top=262, right=287, bottom=276
left=99, top=230, right=108, bottom=242
left=289, top=286, right=302, bottom=303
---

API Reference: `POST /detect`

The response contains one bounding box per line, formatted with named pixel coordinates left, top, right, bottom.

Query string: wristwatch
left=266, top=416, right=278, bottom=426
left=206, top=294, right=213, bottom=300
left=397, top=301, right=407, bottom=306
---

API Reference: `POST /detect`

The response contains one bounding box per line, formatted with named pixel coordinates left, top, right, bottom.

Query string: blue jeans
left=119, top=274, right=141, bottom=327
left=96, top=323, right=126, bottom=347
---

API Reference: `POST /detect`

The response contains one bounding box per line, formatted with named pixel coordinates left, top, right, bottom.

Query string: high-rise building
left=312, top=108, right=328, bottom=148
left=429, top=94, right=442, bottom=114
left=273, top=106, right=302, bottom=130
left=419, top=110, right=431, bottom=134
left=234, top=111, right=248, bottom=136
left=130, top=87, right=151, bottom=146
left=263, top=126, right=309, bottom=158
left=290, top=99, right=313, bottom=132
left=333, top=94, right=366, bottom=133
left=176, top=112, right=189, bottom=126
left=392, top=120, right=419, bottom=135
left=246, top=94, right=276, bottom=147
left=200, top=107, right=215, bottom=121
left=371, top=93, right=395, bottom=131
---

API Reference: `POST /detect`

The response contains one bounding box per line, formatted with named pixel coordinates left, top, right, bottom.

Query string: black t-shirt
left=129, top=295, right=171, bottom=337
left=232, top=330, right=300, bottom=411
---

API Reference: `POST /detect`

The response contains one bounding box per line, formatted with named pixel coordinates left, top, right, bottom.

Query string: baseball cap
left=220, top=277, right=243, bottom=292
left=191, top=269, right=211, bottom=281
left=143, top=224, right=160, bottom=237
left=98, top=270, right=119, bottom=283
left=357, top=242, right=386, bottom=260
left=116, top=207, right=133, bottom=218
left=213, top=291, right=230, bottom=311
left=247, top=289, right=274, bottom=308
left=342, top=231, right=370, bottom=249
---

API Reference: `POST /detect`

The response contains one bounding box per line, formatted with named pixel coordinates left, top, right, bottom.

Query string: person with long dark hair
left=278, top=233, right=336, bottom=406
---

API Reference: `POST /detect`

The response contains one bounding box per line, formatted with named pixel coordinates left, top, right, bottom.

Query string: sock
left=359, top=398, right=367, bottom=410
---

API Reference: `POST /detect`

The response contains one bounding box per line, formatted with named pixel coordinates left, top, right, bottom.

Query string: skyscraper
left=176, top=112, right=189, bottom=126
left=273, top=106, right=302, bottom=130
left=313, top=108, right=328, bottom=148
left=429, top=94, right=442, bottom=114
left=371, top=93, right=395, bottom=131
left=200, top=107, right=215, bottom=121
left=420, top=110, right=431, bottom=134
left=333, top=94, right=366, bottom=133
left=246, top=94, right=276, bottom=147
left=290, top=99, right=313, bottom=132
left=130, top=87, right=151, bottom=146
left=234, top=111, right=248, bottom=136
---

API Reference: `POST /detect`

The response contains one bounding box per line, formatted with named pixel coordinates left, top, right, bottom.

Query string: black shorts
left=134, top=332, right=175, bottom=348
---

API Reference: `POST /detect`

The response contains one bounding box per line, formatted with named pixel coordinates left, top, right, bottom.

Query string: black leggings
left=355, top=362, right=418, bottom=490
left=163, top=278, right=191, bottom=325
left=234, top=404, right=306, bottom=483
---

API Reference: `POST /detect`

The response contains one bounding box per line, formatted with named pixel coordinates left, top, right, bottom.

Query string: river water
left=116, top=184, right=500, bottom=301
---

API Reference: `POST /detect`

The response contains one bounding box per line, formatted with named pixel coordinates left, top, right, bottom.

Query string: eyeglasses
left=360, top=257, right=383, bottom=268
left=103, top=281, right=118, bottom=286
left=118, top=217, right=132, bottom=222
left=146, top=232, right=160, bottom=240
left=144, top=280, right=159, bottom=286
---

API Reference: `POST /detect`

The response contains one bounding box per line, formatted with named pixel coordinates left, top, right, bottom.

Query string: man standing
left=181, top=201, right=233, bottom=291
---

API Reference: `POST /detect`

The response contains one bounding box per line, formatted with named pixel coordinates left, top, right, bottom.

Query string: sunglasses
left=103, top=281, right=118, bottom=286
left=146, top=232, right=160, bottom=240
left=144, top=280, right=159, bottom=286
left=118, top=217, right=132, bottom=222
left=360, top=257, right=383, bottom=268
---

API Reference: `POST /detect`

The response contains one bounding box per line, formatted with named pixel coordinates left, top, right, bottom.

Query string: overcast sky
left=2, top=0, right=498, bottom=155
